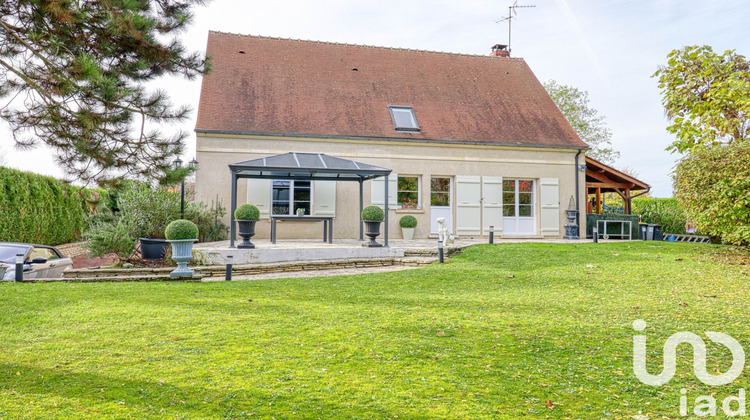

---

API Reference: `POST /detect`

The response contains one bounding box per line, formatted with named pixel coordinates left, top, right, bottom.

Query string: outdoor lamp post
left=174, top=157, right=198, bottom=219
left=15, top=253, right=23, bottom=282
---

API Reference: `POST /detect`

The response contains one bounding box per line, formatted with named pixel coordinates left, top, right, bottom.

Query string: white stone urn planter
left=168, top=239, right=197, bottom=277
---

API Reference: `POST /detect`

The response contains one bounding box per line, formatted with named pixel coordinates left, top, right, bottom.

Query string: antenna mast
left=496, top=1, right=536, bottom=55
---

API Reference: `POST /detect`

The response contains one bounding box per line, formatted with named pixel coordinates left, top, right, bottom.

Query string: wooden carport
left=586, top=156, right=650, bottom=214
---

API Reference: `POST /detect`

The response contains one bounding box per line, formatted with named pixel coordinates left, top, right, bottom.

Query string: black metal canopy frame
left=228, top=152, right=393, bottom=247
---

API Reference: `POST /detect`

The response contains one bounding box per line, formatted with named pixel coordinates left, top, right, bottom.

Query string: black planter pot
left=139, top=238, right=168, bottom=259
left=363, top=220, right=383, bottom=247
left=236, top=219, right=258, bottom=249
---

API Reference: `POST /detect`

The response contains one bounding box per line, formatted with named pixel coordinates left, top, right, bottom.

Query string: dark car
left=0, top=242, right=74, bottom=280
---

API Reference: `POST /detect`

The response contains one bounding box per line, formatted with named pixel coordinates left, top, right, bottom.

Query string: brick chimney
left=490, top=44, right=510, bottom=58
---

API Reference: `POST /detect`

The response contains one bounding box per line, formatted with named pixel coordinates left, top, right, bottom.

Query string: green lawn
left=1, top=242, right=749, bottom=419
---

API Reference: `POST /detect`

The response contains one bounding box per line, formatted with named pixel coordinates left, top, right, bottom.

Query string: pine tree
left=0, top=0, right=210, bottom=184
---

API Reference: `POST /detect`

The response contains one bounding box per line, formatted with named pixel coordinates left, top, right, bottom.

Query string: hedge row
left=0, top=167, right=87, bottom=245
left=631, top=197, right=687, bottom=235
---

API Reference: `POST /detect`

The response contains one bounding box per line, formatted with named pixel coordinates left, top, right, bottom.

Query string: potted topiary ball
left=164, top=219, right=199, bottom=277
left=361, top=205, right=385, bottom=247
left=234, top=203, right=260, bottom=249
left=399, top=215, right=417, bottom=240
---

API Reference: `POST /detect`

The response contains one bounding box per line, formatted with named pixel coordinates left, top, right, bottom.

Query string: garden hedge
left=630, top=197, right=687, bottom=235
left=0, top=167, right=87, bottom=245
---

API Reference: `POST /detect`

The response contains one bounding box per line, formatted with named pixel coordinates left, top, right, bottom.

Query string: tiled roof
left=196, top=31, right=588, bottom=149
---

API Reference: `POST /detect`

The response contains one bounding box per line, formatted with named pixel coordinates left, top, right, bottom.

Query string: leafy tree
left=673, top=141, right=750, bottom=245
left=544, top=80, right=619, bottom=164
left=653, top=45, right=749, bottom=153
left=0, top=0, right=210, bottom=184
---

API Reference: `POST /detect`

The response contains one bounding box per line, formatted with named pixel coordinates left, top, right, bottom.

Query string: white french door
left=430, top=176, right=453, bottom=235
left=502, top=179, right=536, bottom=235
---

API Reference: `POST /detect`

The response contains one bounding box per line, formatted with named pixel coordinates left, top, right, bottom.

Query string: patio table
left=270, top=216, right=334, bottom=244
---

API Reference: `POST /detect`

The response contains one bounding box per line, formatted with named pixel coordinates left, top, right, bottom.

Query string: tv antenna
left=495, top=1, right=536, bottom=55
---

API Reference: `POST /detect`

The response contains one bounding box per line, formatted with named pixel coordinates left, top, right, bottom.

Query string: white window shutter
left=246, top=178, right=271, bottom=219
left=312, top=181, right=336, bottom=217
left=540, top=178, right=560, bottom=237
left=482, top=176, right=503, bottom=235
left=370, top=174, right=397, bottom=209
left=455, top=175, right=482, bottom=236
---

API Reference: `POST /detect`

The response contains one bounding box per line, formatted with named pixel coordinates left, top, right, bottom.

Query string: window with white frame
left=397, top=176, right=420, bottom=209
left=388, top=106, right=420, bottom=132
left=272, top=180, right=311, bottom=215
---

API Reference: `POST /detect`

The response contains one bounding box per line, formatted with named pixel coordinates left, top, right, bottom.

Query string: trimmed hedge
left=362, top=205, right=384, bottom=221
left=0, top=166, right=86, bottom=245
left=165, top=219, right=199, bottom=240
left=234, top=204, right=260, bottom=220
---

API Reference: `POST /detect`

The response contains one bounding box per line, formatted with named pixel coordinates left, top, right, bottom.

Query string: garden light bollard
left=489, top=225, right=494, bottom=244
left=438, top=240, right=444, bottom=264
left=15, top=253, right=23, bottom=283
left=593, top=226, right=599, bottom=243
left=225, top=255, right=233, bottom=281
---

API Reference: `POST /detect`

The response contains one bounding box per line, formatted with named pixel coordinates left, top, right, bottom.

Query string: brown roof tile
left=196, top=31, right=588, bottom=149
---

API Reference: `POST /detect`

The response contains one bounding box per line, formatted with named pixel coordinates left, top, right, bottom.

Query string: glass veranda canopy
left=228, top=152, right=393, bottom=247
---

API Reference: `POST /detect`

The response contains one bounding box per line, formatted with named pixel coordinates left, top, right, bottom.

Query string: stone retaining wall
left=63, top=257, right=436, bottom=280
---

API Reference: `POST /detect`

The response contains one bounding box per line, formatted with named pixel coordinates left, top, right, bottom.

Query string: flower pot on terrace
left=236, top=219, right=258, bottom=249
left=401, top=227, right=415, bottom=241
left=363, top=220, right=383, bottom=247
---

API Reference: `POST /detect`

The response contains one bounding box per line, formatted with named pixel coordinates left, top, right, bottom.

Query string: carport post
left=358, top=178, right=364, bottom=241
left=384, top=174, right=389, bottom=247
left=229, top=171, right=237, bottom=248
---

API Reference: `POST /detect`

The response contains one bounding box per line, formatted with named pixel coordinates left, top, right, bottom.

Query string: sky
left=2, top=0, right=748, bottom=197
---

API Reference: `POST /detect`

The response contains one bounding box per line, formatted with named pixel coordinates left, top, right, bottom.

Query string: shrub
left=118, top=183, right=180, bottom=239
left=84, top=218, right=137, bottom=259
left=234, top=204, right=260, bottom=220
left=674, top=142, right=750, bottom=245
left=631, top=197, right=687, bottom=235
left=0, top=166, right=87, bottom=245
left=165, top=219, right=199, bottom=240
left=184, top=201, right=227, bottom=242
left=399, top=215, right=417, bottom=228
left=361, top=205, right=384, bottom=221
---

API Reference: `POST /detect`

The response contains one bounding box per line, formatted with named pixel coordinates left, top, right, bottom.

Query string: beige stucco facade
left=195, top=133, right=587, bottom=241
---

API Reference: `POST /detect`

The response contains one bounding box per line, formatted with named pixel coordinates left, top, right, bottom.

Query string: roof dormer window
left=388, top=105, right=420, bottom=132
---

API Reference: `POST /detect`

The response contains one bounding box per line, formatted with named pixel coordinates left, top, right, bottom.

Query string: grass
left=1, top=241, right=749, bottom=419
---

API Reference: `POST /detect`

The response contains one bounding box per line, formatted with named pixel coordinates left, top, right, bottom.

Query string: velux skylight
left=388, top=105, right=420, bottom=132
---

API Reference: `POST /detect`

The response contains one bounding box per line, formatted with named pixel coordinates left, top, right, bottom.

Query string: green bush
left=674, top=142, right=750, bottom=245
left=183, top=201, right=227, bottom=242
left=118, top=183, right=180, bottom=239
left=234, top=204, right=260, bottom=220
left=362, top=205, right=384, bottom=221
left=85, top=182, right=229, bottom=259
left=631, top=197, right=687, bottom=235
left=165, top=219, right=199, bottom=240
left=399, top=215, right=417, bottom=228
left=84, top=218, right=137, bottom=259
left=0, top=166, right=87, bottom=245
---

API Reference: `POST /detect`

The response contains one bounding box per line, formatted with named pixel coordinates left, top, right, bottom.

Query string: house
left=194, top=31, right=589, bottom=240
